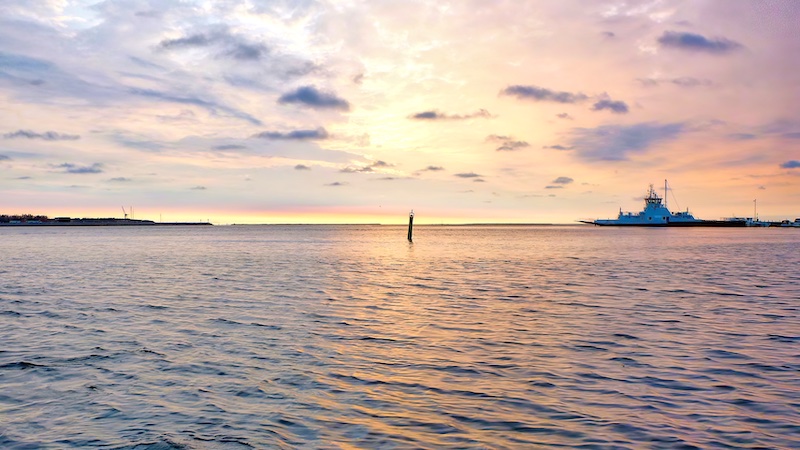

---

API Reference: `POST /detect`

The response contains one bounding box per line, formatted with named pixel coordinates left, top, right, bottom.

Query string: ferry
left=581, top=181, right=746, bottom=227
left=779, top=218, right=800, bottom=228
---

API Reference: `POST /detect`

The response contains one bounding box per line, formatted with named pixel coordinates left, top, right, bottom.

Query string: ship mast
left=664, top=179, right=668, bottom=210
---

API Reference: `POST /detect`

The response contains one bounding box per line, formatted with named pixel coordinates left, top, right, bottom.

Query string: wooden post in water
left=407, top=210, right=414, bottom=242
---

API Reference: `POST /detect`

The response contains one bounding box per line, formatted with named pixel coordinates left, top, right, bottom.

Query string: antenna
left=121, top=206, right=128, bottom=219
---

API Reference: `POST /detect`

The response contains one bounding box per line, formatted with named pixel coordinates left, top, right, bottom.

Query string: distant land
left=0, top=214, right=212, bottom=226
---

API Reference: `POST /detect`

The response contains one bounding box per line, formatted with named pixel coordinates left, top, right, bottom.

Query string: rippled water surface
left=1, top=225, right=799, bottom=449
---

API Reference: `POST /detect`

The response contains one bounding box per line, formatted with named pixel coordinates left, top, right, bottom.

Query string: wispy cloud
left=340, top=160, right=393, bottom=173
left=672, top=77, right=714, bottom=87
left=410, top=109, right=492, bottom=120
left=0, top=154, right=10, bottom=160
left=556, top=113, right=573, bottom=120
left=54, top=163, right=103, bottom=174
left=486, top=134, right=511, bottom=141
left=496, top=141, right=529, bottom=151
left=545, top=180, right=571, bottom=190
left=780, top=160, right=800, bottom=169
left=420, top=165, right=444, bottom=172
left=190, top=186, right=207, bottom=190
left=638, top=77, right=713, bottom=88
left=657, top=31, right=743, bottom=54
left=108, top=177, right=132, bottom=182
left=129, top=88, right=262, bottom=125
left=543, top=144, right=573, bottom=150
left=567, top=123, right=684, bottom=161
left=486, top=134, right=529, bottom=151
left=591, top=99, right=629, bottom=114
left=212, top=144, right=247, bottom=150
left=159, top=32, right=217, bottom=50
left=295, top=164, right=311, bottom=170
left=551, top=176, right=574, bottom=185
left=278, top=86, right=350, bottom=111
left=158, top=29, right=270, bottom=61
left=501, top=85, right=588, bottom=103
left=326, top=181, right=347, bottom=186
left=252, top=128, right=329, bottom=140
left=4, top=130, right=80, bottom=140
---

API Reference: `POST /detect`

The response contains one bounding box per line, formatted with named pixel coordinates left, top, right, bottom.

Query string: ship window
left=648, top=217, right=652, bottom=220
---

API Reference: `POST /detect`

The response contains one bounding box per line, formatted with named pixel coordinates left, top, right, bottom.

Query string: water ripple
left=1, top=225, right=798, bottom=448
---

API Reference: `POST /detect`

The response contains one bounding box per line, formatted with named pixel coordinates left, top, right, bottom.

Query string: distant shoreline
left=0, top=219, right=212, bottom=227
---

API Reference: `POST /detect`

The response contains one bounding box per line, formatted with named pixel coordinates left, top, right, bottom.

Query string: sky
left=1, top=0, right=799, bottom=224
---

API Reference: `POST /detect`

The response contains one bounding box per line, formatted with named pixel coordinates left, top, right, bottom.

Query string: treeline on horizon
left=1, top=214, right=51, bottom=223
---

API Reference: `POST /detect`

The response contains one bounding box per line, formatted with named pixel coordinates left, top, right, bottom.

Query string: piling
left=407, top=210, right=414, bottom=242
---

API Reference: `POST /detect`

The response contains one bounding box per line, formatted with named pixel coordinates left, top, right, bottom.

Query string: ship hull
left=583, top=220, right=747, bottom=227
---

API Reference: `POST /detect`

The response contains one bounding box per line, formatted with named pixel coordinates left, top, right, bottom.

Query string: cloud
left=567, top=122, right=684, bottom=161
left=602, top=31, right=616, bottom=38
left=410, top=109, right=492, bottom=120
left=672, top=77, right=713, bottom=87
left=295, top=164, right=311, bottom=170
left=551, top=176, right=574, bottom=185
left=212, top=144, right=247, bottom=151
left=252, top=127, right=329, bottom=140
left=225, top=43, right=269, bottom=61
left=340, top=160, right=393, bottom=173
left=638, top=77, right=713, bottom=88
left=500, top=85, right=588, bottom=103
left=545, top=185, right=564, bottom=189
left=657, top=31, right=743, bottom=54
left=159, top=33, right=216, bottom=49
left=159, top=30, right=269, bottom=61
left=486, top=134, right=511, bottom=141
left=591, top=99, right=629, bottom=114
left=420, top=165, right=444, bottom=172
left=4, top=130, right=80, bottom=140
left=54, top=163, right=104, bottom=174
left=543, top=144, right=573, bottom=150
left=496, top=141, right=529, bottom=151
left=783, top=132, right=800, bottom=139
left=0, top=154, right=9, bottom=160
left=760, top=120, right=800, bottom=135
left=326, top=181, right=347, bottom=186
left=556, top=113, right=573, bottom=120
left=728, top=133, right=757, bottom=140
left=129, top=88, right=262, bottom=125
left=190, top=186, right=207, bottom=190
left=780, top=160, right=800, bottom=169
left=108, top=177, right=132, bottom=182
left=278, top=86, right=350, bottom=111
left=454, top=172, right=482, bottom=178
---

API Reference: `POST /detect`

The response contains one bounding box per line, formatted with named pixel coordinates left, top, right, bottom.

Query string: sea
left=1, top=225, right=798, bottom=449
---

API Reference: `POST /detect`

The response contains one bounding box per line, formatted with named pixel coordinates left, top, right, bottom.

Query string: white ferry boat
left=581, top=181, right=746, bottom=227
